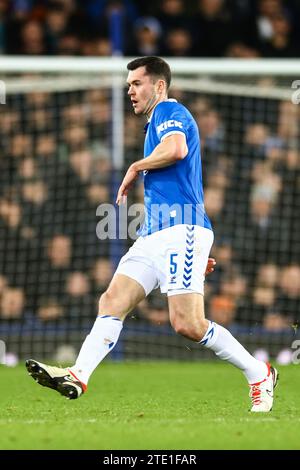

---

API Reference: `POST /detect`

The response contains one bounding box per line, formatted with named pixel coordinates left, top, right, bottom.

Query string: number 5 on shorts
left=170, top=253, right=178, bottom=275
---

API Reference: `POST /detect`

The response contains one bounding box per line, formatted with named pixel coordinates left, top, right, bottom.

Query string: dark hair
left=127, top=56, right=171, bottom=90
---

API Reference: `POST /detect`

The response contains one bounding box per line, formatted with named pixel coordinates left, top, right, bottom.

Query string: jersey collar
left=147, top=98, right=178, bottom=123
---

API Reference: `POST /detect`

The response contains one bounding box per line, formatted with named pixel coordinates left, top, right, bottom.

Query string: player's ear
left=157, top=79, right=165, bottom=95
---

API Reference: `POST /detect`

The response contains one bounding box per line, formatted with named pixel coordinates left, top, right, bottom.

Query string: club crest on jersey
left=156, top=120, right=183, bottom=133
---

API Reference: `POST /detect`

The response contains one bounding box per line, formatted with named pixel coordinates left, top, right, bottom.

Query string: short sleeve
left=153, top=102, right=189, bottom=143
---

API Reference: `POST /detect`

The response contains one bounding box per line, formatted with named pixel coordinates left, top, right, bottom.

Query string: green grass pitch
left=0, top=361, right=299, bottom=450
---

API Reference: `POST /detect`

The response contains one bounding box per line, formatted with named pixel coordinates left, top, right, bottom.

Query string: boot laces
left=249, top=384, right=262, bottom=406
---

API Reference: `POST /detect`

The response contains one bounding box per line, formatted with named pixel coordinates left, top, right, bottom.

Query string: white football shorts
left=115, top=224, right=214, bottom=297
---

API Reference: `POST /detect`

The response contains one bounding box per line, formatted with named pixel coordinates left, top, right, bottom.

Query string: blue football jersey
left=139, top=99, right=212, bottom=236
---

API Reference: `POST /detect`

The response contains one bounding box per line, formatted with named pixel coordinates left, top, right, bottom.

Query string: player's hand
left=205, top=257, right=216, bottom=276
left=116, top=164, right=139, bottom=205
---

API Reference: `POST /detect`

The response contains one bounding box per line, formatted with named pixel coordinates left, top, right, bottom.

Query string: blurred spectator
left=57, top=32, right=80, bottom=54
left=218, top=271, right=248, bottom=324
left=45, top=1, right=70, bottom=53
left=86, top=183, right=109, bottom=205
left=193, top=0, right=235, bottom=57
left=251, top=162, right=281, bottom=197
left=141, top=293, right=169, bottom=325
left=156, top=0, right=191, bottom=33
left=27, top=107, right=55, bottom=135
left=244, top=123, right=270, bottom=159
left=163, top=27, right=194, bottom=56
left=64, top=272, right=94, bottom=323
left=94, top=37, right=112, bottom=56
left=128, top=16, right=162, bottom=56
left=285, top=148, right=300, bottom=172
left=206, top=159, right=231, bottom=191
left=37, top=298, right=64, bottom=322
left=231, top=124, right=281, bottom=219
left=47, top=234, right=72, bottom=269
left=19, top=19, right=48, bottom=55
left=18, top=158, right=36, bottom=180
left=263, top=310, right=291, bottom=331
left=237, top=0, right=283, bottom=50
left=20, top=177, right=49, bottom=238
left=209, top=294, right=236, bottom=326
left=276, top=265, right=300, bottom=323
left=209, top=238, right=233, bottom=289
left=62, top=102, right=86, bottom=126
left=80, top=34, right=111, bottom=56
left=0, top=111, right=20, bottom=143
left=65, top=272, right=91, bottom=298
left=256, top=263, right=279, bottom=288
left=0, top=287, right=25, bottom=319
left=146, top=304, right=169, bottom=326
left=245, top=179, right=279, bottom=244
left=204, top=186, right=225, bottom=225
left=277, top=101, right=300, bottom=142
left=253, top=285, right=275, bottom=310
left=91, top=257, right=113, bottom=292
left=124, top=113, right=143, bottom=158
left=245, top=281, right=276, bottom=326
left=0, top=199, right=22, bottom=229
left=258, top=11, right=299, bottom=57
left=30, top=235, right=73, bottom=312
left=24, top=92, right=54, bottom=139
left=0, top=0, right=9, bottom=53
left=190, top=96, right=211, bottom=117
left=196, top=109, right=225, bottom=154
left=220, top=273, right=248, bottom=302
left=0, top=274, right=8, bottom=296
left=9, top=134, right=33, bottom=159
left=35, top=135, right=57, bottom=160
left=226, top=42, right=260, bottom=58
left=93, top=156, right=111, bottom=182
left=253, top=0, right=283, bottom=42
left=206, top=240, right=232, bottom=301
left=69, top=149, right=93, bottom=183
left=0, top=0, right=300, bottom=57
left=22, top=180, right=48, bottom=206
left=85, top=90, right=111, bottom=141
left=230, top=161, right=291, bottom=271
left=64, top=127, right=89, bottom=152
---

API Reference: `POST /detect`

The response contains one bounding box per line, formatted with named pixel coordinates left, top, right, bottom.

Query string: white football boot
left=249, top=363, right=279, bottom=412
left=26, top=359, right=87, bottom=399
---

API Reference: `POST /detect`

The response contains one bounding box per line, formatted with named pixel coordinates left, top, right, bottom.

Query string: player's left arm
left=205, top=257, right=216, bottom=276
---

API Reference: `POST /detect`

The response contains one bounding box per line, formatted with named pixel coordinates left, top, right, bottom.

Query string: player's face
left=127, top=66, right=162, bottom=117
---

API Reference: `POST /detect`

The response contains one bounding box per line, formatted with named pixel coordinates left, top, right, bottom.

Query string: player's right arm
left=116, top=134, right=187, bottom=205
left=133, top=133, right=188, bottom=171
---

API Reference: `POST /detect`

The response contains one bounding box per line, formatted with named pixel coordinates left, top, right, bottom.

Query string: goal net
left=0, top=58, right=299, bottom=364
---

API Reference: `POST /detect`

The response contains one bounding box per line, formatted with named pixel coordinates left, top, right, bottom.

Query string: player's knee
left=174, top=323, right=202, bottom=341
left=98, top=290, right=123, bottom=318
left=171, top=316, right=206, bottom=342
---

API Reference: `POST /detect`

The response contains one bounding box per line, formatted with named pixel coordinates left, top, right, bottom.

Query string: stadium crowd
left=0, top=0, right=299, bottom=362
left=0, top=0, right=300, bottom=58
left=0, top=83, right=299, bottom=362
